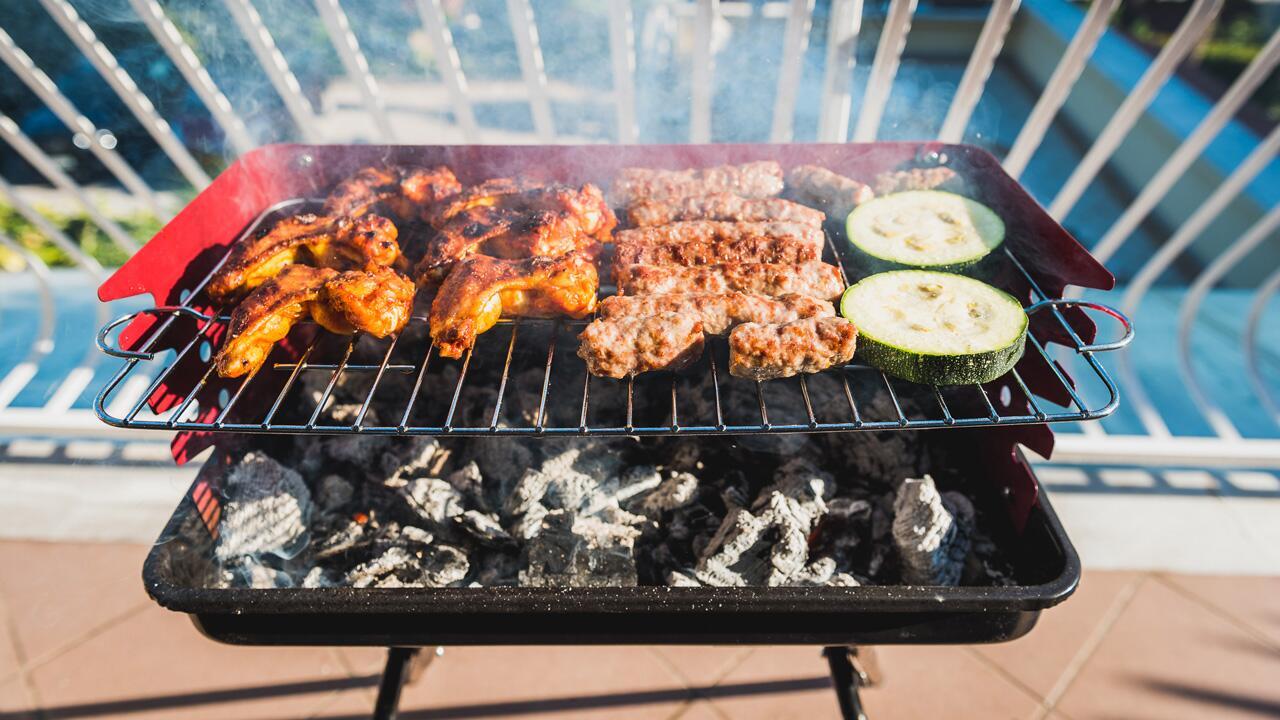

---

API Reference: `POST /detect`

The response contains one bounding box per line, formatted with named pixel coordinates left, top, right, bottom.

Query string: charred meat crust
left=598, top=292, right=832, bottom=336
left=577, top=312, right=706, bottom=378
left=626, top=193, right=825, bottom=227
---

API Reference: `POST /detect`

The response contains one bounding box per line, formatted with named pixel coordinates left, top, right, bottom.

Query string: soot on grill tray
left=204, top=333, right=1016, bottom=590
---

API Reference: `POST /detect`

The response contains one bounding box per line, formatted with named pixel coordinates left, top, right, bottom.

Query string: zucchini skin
left=843, top=241, right=999, bottom=278
left=854, top=330, right=1026, bottom=386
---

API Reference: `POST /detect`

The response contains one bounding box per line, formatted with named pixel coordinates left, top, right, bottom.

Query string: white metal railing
left=0, top=0, right=1276, bottom=466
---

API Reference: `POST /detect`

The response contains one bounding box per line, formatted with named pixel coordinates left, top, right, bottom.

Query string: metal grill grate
left=94, top=200, right=1132, bottom=437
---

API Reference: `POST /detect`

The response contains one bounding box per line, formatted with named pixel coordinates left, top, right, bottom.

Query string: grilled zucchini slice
left=839, top=270, right=1026, bottom=385
left=845, top=190, right=1004, bottom=272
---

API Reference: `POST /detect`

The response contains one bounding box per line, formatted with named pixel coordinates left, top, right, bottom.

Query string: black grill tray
left=142, top=425, right=1079, bottom=647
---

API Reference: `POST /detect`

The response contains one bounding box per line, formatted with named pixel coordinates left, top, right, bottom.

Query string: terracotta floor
left=0, top=541, right=1275, bottom=719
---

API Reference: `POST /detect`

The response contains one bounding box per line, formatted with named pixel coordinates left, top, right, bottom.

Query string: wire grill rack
left=95, top=200, right=1132, bottom=437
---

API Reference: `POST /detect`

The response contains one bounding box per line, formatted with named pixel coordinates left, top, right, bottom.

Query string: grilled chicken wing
left=422, top=177, right=546, bottom=228
left=416, top=183, right=615, bottom=286
left=323, top=165, right=461, bottom=220
left=615, top=262, right=845, bottom=300
left=728, top=316, right=858, bottom=380
left=214, top=265, right=414, bottom=378
left=429, top=249, right=599, bottom=358
left=611, top=161, right=785, bottom=205
left=322, top=266, right=416, bottom=339
left=577, top=312, right=705, bottom=379
left=208, top=213, right=401, bottom=303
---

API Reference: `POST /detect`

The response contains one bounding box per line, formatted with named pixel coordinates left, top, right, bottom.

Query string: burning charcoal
left=402, top=477, right=466, bottom=526
left=631, top=471, right=699, bottom=517
left=892, top=475, right=974, bottom=586
left=215, top=452, right=313, bottom=563
left=446, top=462, right=489, bottom=511
left=791, top=557, right=837, bottom=585
left=468, top=431, right=536, bottom=499
left=422, top=544, right=471, bottom=587
left=474, top=551, right=521, bottom=586
left=694, top=507, right=771, bottom=586
left=455, top=509, right=513, bottom=547
left=667, top=570, right=701, bottom=587
left=380, top=437, right=441, bottom=482
left=520, top=509, right=642, bottom=587
left=316, top=474, right=354, bottom=513
left=827, top=573, right=862, bottom=587
left=314, top=518, right=368, bottom=559
left=398, top=525, right=435, bottom=545
left=511, top=502, right=548, bottom=541
left=347, top=546, right=416, bottom=588
left=324, top=405, right=389, bottom=466
left=584, top=465, right=661, bottom=516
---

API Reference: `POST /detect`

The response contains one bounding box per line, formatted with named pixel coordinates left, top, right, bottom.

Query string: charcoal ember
left=455, top=509, right=513, bottom=546
left=667, top=569, right=700, bottom=587
left=347, top=546, right=416, bottom=588
left=892, top=475, right=974, bottom=586
left=511, top=502, right=548, bottom=541
left=520, top=509, right=642, bottom=587
left=467, top=441, right=534, bottom=505
left=827, top=573, right=862, bottom=587
left=422, top=544, right=471, bottom=587
left=474, top=550, right=521, bottom=586
left=402, top=477, right=466, bottom=526
left=380, top=437, right=441, bottom=482
left=313, top=518, right=368, bottom=559
left=316, top=475, right=354, bottom=513
left=215, top=452, right=312, bottom=563
left=504, top=439, right=638, bottom=524
left=810, top=391, right=931, bottom=485
left=812, top=497, right=871, bottom=566
left=446, top=461, right=489, bottom=511
left=631, top=471, right=699, bottom=517
left=755, top=457, right=831, bottom=517
left=584, top=465, right=661, bottom=516
left=660, top=440, right=703, bottom=473
left=323, top=405, right=387, bottom=466
left=791, top=556, right=837, bottom=585
left=694, top=507, right=771, bottom=586
left=758, top=491, right=819, bottom=586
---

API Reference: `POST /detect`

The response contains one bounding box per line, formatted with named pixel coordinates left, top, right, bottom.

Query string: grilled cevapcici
left=626, top=193, right=824, bottom=227
left=728, top=316, right=858, bottom=381
left=615, top=263, right=846, bottom=301
left=613, top=222, right=824, bottom=268
left=208, top=214, right=402, bottom=304
left=611, top=161, right=785, bottom=205
left=214, top=265, right=414, bottom=378
left=429, top=249, right=599, bottom=359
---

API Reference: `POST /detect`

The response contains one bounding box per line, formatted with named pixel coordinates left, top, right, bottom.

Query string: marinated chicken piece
left=416, top=183, right=615, bottom=285
left=872, top=167, right=968, bottom=196
left=728, top=316, right=858, bottom=380
left=578, top=312, right=705, bottom=378
left=786, top=165, right=875, bottom=220
left=616, top=263, right=845, bottom=300
left=322, top=266, right=415, bottom=339
left=214, top=265, right=416, bottom=378
left=613, top=235, right=820, bottom=267
left=422, top=177, right=547, bottom=228
left=615, top=221, right=823, bottom=253
left=429, top=250, right=599, bottom=358
left=598, top=292, right=832, bottom=336
left=323, top=165, right=461, bottom=220
left=627, top=193, right=825, bottom=227
left=611, top=161, right=785, bottom=205
left=208, top=213, right=401, bottom=303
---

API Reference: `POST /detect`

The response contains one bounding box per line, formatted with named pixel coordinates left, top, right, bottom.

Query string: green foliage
left=0, top=202, right=158, bottom=272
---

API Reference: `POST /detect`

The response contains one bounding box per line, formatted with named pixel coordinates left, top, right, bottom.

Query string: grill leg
left=823, top=646, right=880, bottom=720
left=373, top=647, right=438, bottom=720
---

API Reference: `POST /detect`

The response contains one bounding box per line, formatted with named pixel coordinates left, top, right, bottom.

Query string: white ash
left=520, top=509, right=643, bottom=587
left=892, top=475, right=974, bottom=586
left=402, top=477, right=466, bottom=526
left=631, top=471, right=699, bottom=517
left=224, top=557, right=295, bottom=588
left=302, top=566, right=336, bottom=588
left=313, top=518, right=368, bottom=559
left=445, top=462, right=488, bottom=511
left=347, top=546, right=416, bottom=588
left=667, top=569, right=701, bottom=587
left=316, top=475, right=353, bottom=513
left=215, top=452, right=313, bottom=563
left=467, top=440, right=535, bottom=502
left=583, top=465, right=661, bottom=516
left=455, top=509, right=513, bottom=546
left=694, top=507, right=772, bottom=586
left=346, top=543, right=470, bottom=588
left=422, top=544, right=471, bottom=586
left=380, top=437, right=441, bottom=483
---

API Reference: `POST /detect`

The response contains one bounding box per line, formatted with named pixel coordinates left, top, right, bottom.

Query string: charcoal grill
left=97, top=142, right=1126, bottom=719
